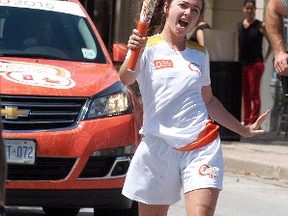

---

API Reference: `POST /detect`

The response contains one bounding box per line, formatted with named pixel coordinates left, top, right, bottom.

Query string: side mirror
left=112, top=43, right=128, bottom=62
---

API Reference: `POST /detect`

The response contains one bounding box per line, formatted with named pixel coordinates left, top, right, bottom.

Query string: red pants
left=242, top=62, right=264, bottom=125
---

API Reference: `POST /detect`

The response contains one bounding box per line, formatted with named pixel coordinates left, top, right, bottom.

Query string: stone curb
left=224, top=156, right=288, bottom=184
left=222, top=139, right=288, bottom=183
left=224, top=157, right=288, bottom=181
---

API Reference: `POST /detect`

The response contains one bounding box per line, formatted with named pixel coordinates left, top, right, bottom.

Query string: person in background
left=0, top=112, right=7, bottom=216
left=119, top=0, right=270, bottom=215
left=237, top=0, right=271, bottom=126
left=188, top=15, right=211, bottom=46
left=266, top=0, right=288, bottom=76
left=23, top=20, right=54, bottom=48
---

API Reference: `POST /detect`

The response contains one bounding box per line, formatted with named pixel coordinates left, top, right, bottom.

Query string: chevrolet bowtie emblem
left=1, top=106, right=30, bottom=119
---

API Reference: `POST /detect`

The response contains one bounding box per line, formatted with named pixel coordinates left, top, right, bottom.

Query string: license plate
left=4, top=139, right=36, bottom=165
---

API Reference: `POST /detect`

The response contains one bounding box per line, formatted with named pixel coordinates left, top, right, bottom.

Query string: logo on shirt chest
left=188, top=62, right=202, bottom=76
left=154, top=59, right=203, bottom=76
left=154, top=59, right=174, bottom=70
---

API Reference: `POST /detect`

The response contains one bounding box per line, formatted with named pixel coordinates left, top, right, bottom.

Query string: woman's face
left=242, top=2, right=256, bottom=19
left=164, top=0, right=202, bottom=37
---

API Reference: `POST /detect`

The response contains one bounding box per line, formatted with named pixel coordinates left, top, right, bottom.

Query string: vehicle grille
left=7, top=157, right=77, bottom=181
left=79, top=156, right=116, bottom=178
left=0, top=95, right=88, bottom=131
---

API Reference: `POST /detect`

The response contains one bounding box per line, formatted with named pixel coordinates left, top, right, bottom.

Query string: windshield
left=0, top=6, right=107, bottom=63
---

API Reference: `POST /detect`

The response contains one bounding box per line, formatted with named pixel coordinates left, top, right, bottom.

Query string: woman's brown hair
left=145, top=0, right=206, bottom=36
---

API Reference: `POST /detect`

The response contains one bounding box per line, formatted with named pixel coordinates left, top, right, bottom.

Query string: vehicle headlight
left=86, top=91, right=131, bottom=119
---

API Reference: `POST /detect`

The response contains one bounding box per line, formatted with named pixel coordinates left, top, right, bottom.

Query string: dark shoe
left=0, top=206, right=6, bottom=216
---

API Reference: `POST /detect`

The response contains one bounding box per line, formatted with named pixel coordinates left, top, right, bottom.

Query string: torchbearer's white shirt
left=132, top=34, right=212, bottom=149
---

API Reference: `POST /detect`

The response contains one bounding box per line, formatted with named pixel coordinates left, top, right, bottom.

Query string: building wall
left=114, top=0, right=139, bottom=44
left=212, top=0, right=243, bottom=31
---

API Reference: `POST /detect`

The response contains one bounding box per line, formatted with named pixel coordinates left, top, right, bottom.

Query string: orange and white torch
left=128, top=0, right=158, bottom=72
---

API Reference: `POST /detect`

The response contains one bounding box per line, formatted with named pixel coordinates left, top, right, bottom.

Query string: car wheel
left=94, top=201, right=138, bottom=216
left=42, top=207, right=80, bottom=216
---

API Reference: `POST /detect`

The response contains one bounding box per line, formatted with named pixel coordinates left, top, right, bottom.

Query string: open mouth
left=179, top=20, right=188, bottom=28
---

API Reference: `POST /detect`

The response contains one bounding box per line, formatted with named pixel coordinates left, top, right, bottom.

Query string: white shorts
left=122, top=135, right=223, bottom=205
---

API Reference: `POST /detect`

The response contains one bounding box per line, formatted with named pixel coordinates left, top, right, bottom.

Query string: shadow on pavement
left=6, top=207, right=94, bottom=216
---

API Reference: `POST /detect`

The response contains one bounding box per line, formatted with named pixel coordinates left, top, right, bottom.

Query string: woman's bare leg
left=138, top=203, right=170, bottom=216
left=185, top=188, right=220, bottom=216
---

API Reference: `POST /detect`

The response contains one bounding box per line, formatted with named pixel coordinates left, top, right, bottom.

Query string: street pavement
left=221, top=131, right=288, bottom=186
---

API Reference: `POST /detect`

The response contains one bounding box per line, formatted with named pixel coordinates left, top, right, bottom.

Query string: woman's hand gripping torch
left=127, top=0, right=158, bottom=72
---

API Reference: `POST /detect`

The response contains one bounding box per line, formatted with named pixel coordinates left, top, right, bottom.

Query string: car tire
left=94, top=201, right=138, bottom=216
left=42, top=207, right=80, bottom=216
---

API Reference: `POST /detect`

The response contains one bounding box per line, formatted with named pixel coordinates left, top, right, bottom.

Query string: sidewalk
left=221, top=131, right=288, bottom=186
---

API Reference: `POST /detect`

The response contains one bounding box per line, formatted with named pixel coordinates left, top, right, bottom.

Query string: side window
left=0, top=18, right=5, bottom=47
left=78, top=18, right=96, bottom=51
left=78, top=18, right=97, bottom=60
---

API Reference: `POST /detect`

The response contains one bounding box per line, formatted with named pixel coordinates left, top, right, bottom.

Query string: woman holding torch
left=120, top=0, right=270, bottom=215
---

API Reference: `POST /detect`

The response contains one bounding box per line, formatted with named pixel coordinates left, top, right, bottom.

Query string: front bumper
left=6, top=188, right=133, bottom=208
left=4, top=114, right=138, bottom=189
left=4, top=114, right=140, bottom=208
